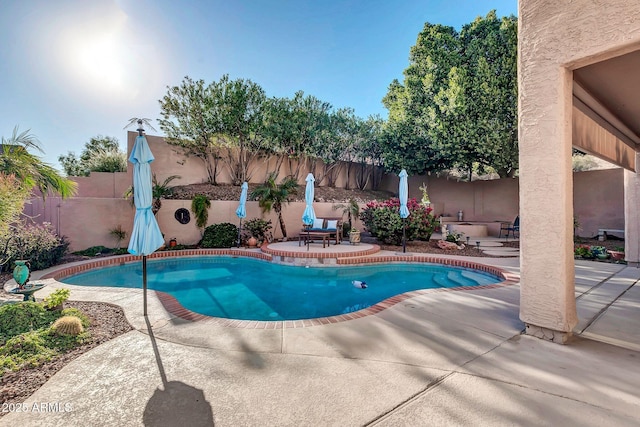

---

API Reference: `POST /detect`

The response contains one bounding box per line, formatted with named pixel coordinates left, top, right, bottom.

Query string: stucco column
left=624, top=152, right=640, bottom=266
left=518, top=11, right=577, bottom=343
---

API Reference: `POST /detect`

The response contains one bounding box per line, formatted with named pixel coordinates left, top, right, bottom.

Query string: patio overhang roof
left=572, top=48, right=640, bottom=172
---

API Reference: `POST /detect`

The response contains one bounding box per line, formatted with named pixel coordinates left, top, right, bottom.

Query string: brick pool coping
left=43, top=248, right=519, bottom=329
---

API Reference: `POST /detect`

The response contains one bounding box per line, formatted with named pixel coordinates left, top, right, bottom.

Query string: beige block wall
left=573, top=168, right=624, bottom=238
left=72, top=172, right=131, bottom=198
left=25, top=167, right=623, bottom=252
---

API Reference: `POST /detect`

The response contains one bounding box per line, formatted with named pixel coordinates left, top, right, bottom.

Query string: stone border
left=43, top=249, right=519, bottom=329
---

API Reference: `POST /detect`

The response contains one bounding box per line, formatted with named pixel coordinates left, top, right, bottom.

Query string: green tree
left=250, top=173, right=298, bottom=239
left=263, top=91, right=333, bottom=181
left=1, top=127, right=77, bottom=199
left=382, top=11, right=518, bottom=179
left=210, top=75, right=267, bottom=185
left=158, top=76, right=223, bottom=184
left=58, top=135, right=126, bottom=176
left=449, top=11, right=518, bottom=178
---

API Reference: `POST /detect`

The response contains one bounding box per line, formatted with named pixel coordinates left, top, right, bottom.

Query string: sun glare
left=57, top=8, right=133, bottom=99
left=73, top=33, right=125, bottom=91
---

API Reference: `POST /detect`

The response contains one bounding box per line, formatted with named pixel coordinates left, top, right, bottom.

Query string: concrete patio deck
left=1, top=251, right=639, bottom=426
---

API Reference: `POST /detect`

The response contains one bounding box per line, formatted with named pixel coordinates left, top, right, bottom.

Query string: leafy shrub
left=166, top=244, right=188, bottom=251
left=0, top=302, right=57, bottom=344
left=242, top=218, right=273, bottom=243
left=360, top=198, right=437, bottom=245
left=42, top=289, right=71, bottom=310
left=445, top=231, right=464, bottom=244
left=201, top=223, right=238, bottom=248
left=574, top=245, right=593, bottom=258
left=0, top=301, right=91, bottom=374
left=0, top=222, right=69, bottom=272
left=73, top=246, right=112, bottom=256
left=0, top=326, right=89, bottom=373
left=0, top=330, right=56, bottom=370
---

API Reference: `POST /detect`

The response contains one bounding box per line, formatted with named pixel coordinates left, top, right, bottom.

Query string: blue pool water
left=61, top=257, right=501, bottom=321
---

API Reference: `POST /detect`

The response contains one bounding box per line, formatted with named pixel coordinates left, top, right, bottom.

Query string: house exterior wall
left=518, top=0, right=640, bottom=342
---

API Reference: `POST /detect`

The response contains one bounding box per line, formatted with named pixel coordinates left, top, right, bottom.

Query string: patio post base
left=524, top=323, right=572, bottom=344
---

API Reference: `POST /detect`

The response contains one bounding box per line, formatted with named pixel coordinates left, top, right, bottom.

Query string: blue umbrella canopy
left=399, top=169, right=410, bottom=219
left=236, top=182, right=248, bottom=219
left=302, top=173, right=316, bottom=226
left=127, top=135, right=165, bottom=256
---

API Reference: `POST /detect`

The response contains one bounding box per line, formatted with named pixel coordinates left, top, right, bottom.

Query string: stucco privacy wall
left=24, top=167, right=622, bottom=252
left=519, top=0, right=640, bottom=342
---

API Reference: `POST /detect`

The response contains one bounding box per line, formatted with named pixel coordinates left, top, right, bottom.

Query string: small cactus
left=52, top=316, right=84, bottom=336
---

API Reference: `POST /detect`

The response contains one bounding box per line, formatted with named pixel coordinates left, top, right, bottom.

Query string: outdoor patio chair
left=499, top=216, right=519, bottom=238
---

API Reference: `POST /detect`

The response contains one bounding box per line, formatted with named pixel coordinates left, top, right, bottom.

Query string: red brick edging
left=261, top=243, right=381, bottom=259
left=43, top=249, right=519, bottom=329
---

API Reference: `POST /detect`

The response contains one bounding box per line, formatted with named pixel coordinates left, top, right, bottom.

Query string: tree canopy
left=382, top=11, right=518, bottom=179
left=158, top=76, right=384, bottom=188
left=58, top=135, right=126, bottom=176
left=157, top=11, right=518, bottom=188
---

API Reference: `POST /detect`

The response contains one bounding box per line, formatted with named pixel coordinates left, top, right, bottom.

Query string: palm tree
left=152, top=174, right=180, bottom=215
left=250, top=173, right=299, bottom=239
left=1, top=126, right=77, bottom=198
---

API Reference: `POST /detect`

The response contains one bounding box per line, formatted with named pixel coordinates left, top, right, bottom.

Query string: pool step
left=460, top=270, right=498, bottom=286
left=447, top=271, right=478, bottom=287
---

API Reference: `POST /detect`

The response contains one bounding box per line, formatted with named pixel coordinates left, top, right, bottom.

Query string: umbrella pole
left=237, top=218, right=243, bottom=248
left=143, top=255, right=148, bottom=317
left=402, top=218, right=407, bottom=253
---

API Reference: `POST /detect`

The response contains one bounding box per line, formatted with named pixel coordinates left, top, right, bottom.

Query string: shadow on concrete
left=143, top=317, right=215, bottom=427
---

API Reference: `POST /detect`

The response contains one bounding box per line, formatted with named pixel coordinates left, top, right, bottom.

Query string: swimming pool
left=61, top=256, right=502, bottom=321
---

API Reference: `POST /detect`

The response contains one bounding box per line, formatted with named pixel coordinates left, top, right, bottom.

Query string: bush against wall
left=360, top=198, right=437, bottom=245
left=201, top=223, right=238, bottom=248
left=0, top=221, right=69, bottom=272
left=242, top=218, right=273, bottom=243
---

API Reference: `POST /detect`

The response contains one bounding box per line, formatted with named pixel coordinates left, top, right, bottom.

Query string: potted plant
left=242, top=218, right=273, bottom=247
left=349, top=228, right=361, bottom=245
left=608, top=246, right=625, bottom=261
left=333, top=198, right=360, bottom=238
left=590, top=246, right=608, bottom=260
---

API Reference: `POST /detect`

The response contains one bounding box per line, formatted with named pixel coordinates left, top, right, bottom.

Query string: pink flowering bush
left=1, top=222, right=69, bottom=272
left=360, top=198, right=438, bottom=245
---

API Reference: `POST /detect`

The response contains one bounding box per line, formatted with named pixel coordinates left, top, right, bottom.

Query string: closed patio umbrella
left=127, top=122, right=165, bottom=316
left=399, top=169, right=410, bottom=253
left=302, top=173, right=316, bottom=251
left=236, top=182, right=248, bottom=247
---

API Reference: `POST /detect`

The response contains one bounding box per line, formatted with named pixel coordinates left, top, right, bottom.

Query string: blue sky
left=0, top=0, right=517, bottom=170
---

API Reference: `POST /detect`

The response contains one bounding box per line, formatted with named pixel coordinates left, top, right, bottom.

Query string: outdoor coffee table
left=299, top=231, right=332, bottom=248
